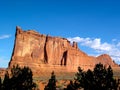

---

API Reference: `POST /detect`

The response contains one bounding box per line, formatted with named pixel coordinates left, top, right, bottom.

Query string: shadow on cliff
left=61, top=51, right=67, bottom=66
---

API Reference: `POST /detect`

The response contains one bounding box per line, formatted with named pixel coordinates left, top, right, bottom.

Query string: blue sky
left=0, top=0, right=120, bottom=67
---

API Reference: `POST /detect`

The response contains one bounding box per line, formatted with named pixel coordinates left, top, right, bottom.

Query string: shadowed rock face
left=9, top=26, right=118, bottom=74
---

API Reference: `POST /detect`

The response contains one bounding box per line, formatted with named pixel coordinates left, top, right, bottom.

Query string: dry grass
left=33, top=67, right=120, bottom=90
left=113, top=67, right=120, bottom=78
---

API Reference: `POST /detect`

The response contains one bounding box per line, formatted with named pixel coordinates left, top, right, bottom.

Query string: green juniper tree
left=0, top=77, right=2, bottom=90
left=93, top=63, right=107, bottom=90
left=2, top=65, right=36, bottom=90
left=65, top=66, right=85, bottom=90
left=84, top=69, right=94, bottom=90
left=74, top=66, right=85, bottom=89
left=93, top=63, right=117, bottom=90
left=3, top=71, right=10, bottom=90
left=106, top=66, right=117, bottom=90
left=44, top=71, right=56, bottom=90
left=66, top=80, right=76, bottom=90
left=66, top=63, right=118, bottom=90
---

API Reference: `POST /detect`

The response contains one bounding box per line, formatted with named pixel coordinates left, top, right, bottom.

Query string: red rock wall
left=9, top=26, right=118, bottom=73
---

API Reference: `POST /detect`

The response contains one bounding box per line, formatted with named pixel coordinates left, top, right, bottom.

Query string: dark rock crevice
left=61, top=51, right=68, bottom=66
left=44, top=35, right=48, bottom=63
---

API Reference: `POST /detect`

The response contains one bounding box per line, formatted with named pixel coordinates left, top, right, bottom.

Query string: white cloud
left=67, top=37, right=112, bottom=51
left=67, top=37, right=120, bottom=64
left=0, top=35, right=11, bottom=39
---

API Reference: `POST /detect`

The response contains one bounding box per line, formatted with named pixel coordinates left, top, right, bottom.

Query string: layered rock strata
left=9, top=26, right=118, bottom=74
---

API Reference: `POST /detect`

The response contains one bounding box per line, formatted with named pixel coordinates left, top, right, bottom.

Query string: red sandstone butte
left=9, top=26, right=118, bottom=74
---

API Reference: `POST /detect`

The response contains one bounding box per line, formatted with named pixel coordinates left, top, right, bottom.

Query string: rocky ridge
left=9, top=26, right=118, bottom=75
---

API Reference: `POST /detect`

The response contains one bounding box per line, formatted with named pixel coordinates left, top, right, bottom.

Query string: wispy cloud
left=67, top=37, right=120, bottom=64
left=0, top=35, right=11, bottom=39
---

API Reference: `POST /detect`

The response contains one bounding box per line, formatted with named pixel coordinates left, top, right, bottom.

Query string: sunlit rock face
left=9, top=26, right=118, bottom=75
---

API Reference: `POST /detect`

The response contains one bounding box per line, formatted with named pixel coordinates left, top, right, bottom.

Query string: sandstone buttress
left=9, top=26, right=118, bottom=74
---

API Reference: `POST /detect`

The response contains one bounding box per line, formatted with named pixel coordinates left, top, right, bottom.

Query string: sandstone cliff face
left=9, top=26, right=118, bottom=73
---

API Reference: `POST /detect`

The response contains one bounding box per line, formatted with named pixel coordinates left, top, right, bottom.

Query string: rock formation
left=9, top=26, right=118, bottom=74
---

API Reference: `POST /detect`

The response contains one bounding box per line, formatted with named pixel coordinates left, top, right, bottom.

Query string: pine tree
left=3, top=71, right=10, bottom=90
left=84, top=69, right=94, bottom=90
left=0, top=77, right=2, bottom=90
left=67, top=63, right=118, bottom=90
left=66, top=80, right=76, bottom=90
left=93, top=63, right=107, bottom=90
left=2, top=65, right=36, bottom=90
left=44, top=71, right=56, bottom=90
left=106, top=65, right=117, bottom=90
left=10, top=65, right=36, bottom=90
left=74, top=66, right=85, bottom=89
